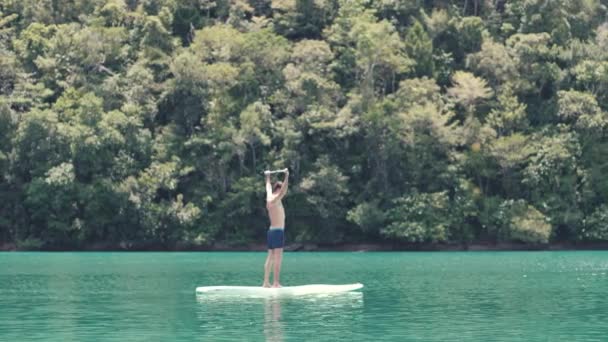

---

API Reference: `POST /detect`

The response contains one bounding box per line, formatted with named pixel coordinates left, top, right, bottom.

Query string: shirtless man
left=263, top=168, right=289, bottom=288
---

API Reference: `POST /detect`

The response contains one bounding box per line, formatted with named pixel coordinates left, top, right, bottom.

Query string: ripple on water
left=1, top=251, right=608, bottom=341
left=195, top=292, right=365, bottom=341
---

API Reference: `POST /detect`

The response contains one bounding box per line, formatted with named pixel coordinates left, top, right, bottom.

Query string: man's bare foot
left=272, top=283, right=282, bottom=288
left=263, top=282, right=271, bottom=288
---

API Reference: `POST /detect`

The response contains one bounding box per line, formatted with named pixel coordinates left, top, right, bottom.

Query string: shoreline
left=2, top=241, right=608, bottom=252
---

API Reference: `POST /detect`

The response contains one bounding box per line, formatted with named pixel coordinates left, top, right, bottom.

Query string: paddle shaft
left=264, top=169, right=287, bottom=175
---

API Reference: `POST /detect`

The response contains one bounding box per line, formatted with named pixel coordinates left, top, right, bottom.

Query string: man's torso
left=266, top=200, right=285, bottom=228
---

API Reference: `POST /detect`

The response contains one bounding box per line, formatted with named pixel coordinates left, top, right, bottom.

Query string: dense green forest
left=1, top=0, right=607, bottom=250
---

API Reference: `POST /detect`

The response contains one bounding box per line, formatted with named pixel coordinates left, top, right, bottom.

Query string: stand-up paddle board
left=196, top=283, right=363, bottom=297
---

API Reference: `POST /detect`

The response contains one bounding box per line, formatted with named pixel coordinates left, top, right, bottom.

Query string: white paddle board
left=196, top=283, right=363, bottom=297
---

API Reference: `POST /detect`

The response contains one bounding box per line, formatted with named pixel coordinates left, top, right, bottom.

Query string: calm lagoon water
left=1, top=252, right=607, bottom=341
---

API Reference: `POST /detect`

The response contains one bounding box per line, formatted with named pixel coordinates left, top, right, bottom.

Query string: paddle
left=263, top=169, right=288, bottom=175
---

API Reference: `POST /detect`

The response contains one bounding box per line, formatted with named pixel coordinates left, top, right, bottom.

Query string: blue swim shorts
left=267, top=228, right=285, bottom=249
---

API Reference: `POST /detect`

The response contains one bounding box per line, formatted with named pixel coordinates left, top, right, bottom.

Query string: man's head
left=273, top=181, right=283, bottom=194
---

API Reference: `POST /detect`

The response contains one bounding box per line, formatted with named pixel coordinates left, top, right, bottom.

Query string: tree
left=524, top=131, right=584, bottom=239
left=517, top=0, right=603, bottom=43
left=404, top=20, right=433, bottom=77
left=3, top=0, right=608, bottom=249
left=226, top=0, right=253, bottom=30
left=581, top=205, right=608, bottom=241
left=299, top=156, right=349, bottom=241
left=160, top=51, right=212, bottom=136
left=141, top=13, right=175, bottom=56
left=13, top=23, right=56, bottom=70
left=15, top=23, right=129, bottom=93
left=571, top=60, right=608, bottom=107
left=279, top=39, right=339, bottom=114
left=347, top=200, right=386, bottom=237
left=23, top=162, right=80, bottom=248
left=506, top=32, right=562, bottom=99
left=509, top=203, right=552, bottom=244
left=95, top=0, right=130, bottom=27
left=466, top=38, right=518, bottom=88
left=486, top=85, right=528, bottom=136
left=325, top=3, right=412, bottom=104
left=478, top=198, right=552, bottom=243
left=486, top=133, right=534, bottom=198
left=399, top=103, right=461, bottom=193
left=447, top=71, right=492, bottom=116
left=349, top=16, right=412, bottom=103
left=12, top=109, right=69, bottom=182
left=456, top=16, right=485, bottom=54
left=272, top=0, right=335, bottom=39
left=237, top=101, right=272, bottom=171
left=556, top=90, right=603, bottom=128
left=383, top=192, right=450, bottom=243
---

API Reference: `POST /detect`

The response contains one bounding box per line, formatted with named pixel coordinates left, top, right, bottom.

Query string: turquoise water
left=1, top=252, right=607, bottom=341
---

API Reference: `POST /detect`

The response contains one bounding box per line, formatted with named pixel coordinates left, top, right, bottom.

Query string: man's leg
left=272, top=248, right=283, bottom=288
left=263, top=249, right=273, bottom=287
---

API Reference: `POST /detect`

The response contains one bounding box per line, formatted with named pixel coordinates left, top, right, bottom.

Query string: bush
left=479, top=198, right=552, bottom=244
left=382, top=192, right=449, bottom=243
left=16, top=238, right=44, bottom=251
left=346, top=200, right=386, bottom=235
left=581, top=206, right=608, bottom=241
left=497, top=199, right=553, bottom=243
left=509, top=204, right=552, bottom=244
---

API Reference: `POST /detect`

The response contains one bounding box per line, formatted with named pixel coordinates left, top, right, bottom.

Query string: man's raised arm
left=265, top=172, right=273, bottom=201
left=278, top=169, right=289, bottom=198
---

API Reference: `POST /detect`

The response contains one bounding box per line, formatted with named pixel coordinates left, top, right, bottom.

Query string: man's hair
left=273, top=181, right=283, bottom=193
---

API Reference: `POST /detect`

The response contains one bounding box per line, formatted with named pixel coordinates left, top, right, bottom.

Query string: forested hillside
left=1, top=0, right=607, bottom=250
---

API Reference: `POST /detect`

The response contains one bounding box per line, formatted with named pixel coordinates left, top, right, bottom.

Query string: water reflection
left=262, top=293, right=365, bottom=342
left=263, top=298, right=283, bottom=342
left=195, top=292, right=364, bottom=341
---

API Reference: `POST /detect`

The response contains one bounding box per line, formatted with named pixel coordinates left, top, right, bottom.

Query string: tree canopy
left=1, top=0, right=608, bottom=250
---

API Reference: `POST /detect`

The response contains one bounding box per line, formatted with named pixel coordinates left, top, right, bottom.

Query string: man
left=263, top=168, right=289, bottom=288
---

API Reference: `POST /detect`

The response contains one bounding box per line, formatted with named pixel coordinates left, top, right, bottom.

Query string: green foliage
left=516, top=0, right=603, bottom=43
left=15, top=23, right=129, bottom=92
left=556, top=90, right=601, bottom=122
left=272, top=0, right=332, bottom=39
left=383, top=192, right=449, bottom=243
left=571, top=60, right=608, bottom=104
left=466, top=38, right=518, bottom=87
left=523, top=132, right=584, bottom=236
left=488, top=134, right=533, bottom=171
left=237, top=101, right=272, bottom=170
left=581, top=205, right=608, bottom=241
left=24, top=163, right=80, bottom=246
left=15, top=237, right=44, bottom=250
left=486, top=86, right=528, bottom=136
left=509, top=202, right=552, bottom=244
left=479, top=198, right=552, bottom=243
left=455, top=16, right=485, bottom=54
left=280, top=39, right=339, bottom=114
left=523, top=132, right=581, bottom=188
left=448, top=180, right=478, bottom=244
left=326, top=5, right=412, bottom=103
left=95, top=0, right=129, bottom=27
left=1, top=0, right=608, bottom=249
left=13, top=23, right=56, bottom=69
left=300, top=155, right=349, bottom=220
left=404, top=20, right=433, bottom=77
left=141, top=15, right=174, bottom=55
left=12, top=109, right=70, bottom=180
left=506, top=32, right=562, bottom=98
left=347, top=200, right=386, bottom=235
left=447, top=71, right=492, bottom=115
